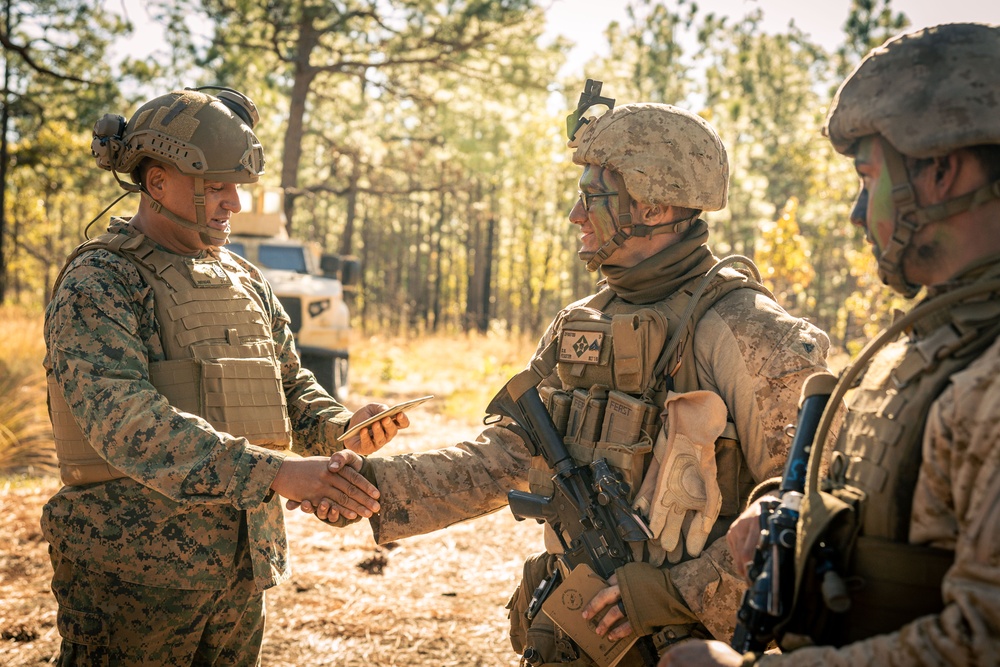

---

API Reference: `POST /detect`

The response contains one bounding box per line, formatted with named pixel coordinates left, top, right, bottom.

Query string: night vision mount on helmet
left=90, top=86, right=265, bottom=245
left=567, top=81, right=730, bottom=271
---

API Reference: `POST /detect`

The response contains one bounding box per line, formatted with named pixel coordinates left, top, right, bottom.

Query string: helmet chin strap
left=144, top=176, right=228, bottom=246
left=108, top=166, right=227, bottom=246
left=584, top=171, right=699, bottom=272
left=879, top=142, right=1000, bottom=298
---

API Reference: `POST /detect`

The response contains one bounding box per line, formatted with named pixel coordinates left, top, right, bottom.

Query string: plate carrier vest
left=522, top=258, right=772, bottom=560
left=782, top=268, right=1000, bottom=648
left=47, top=228, right=293, bottom=486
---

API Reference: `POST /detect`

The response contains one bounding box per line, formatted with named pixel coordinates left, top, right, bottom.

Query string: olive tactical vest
left=525, top=262, right=771, bottom=555
left=47, top=228, right=293, bottom=486
left=784, top=268, right=1000, bottom=648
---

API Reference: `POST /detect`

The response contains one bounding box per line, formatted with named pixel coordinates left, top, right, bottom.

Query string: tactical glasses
left=578, top=190, right=618, bottom=211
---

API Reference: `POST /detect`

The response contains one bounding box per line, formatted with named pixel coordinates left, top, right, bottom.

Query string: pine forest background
left=1, top=0, right=918, bottom=350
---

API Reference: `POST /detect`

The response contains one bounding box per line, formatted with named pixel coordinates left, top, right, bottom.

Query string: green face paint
left=574, top=165, right=621, bottom=261
left=853, top=137, right=896, bottom=258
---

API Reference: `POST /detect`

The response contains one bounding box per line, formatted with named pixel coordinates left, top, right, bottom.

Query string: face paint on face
left=570, top=165, right=621, bottom=262
left=853, top=136, right=896, bottom=259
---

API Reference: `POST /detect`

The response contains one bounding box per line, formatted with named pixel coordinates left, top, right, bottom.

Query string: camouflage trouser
left=48, top=532, right=264, bottom=666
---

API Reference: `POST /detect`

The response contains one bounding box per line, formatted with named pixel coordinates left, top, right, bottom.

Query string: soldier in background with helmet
left=42, top=87, right=407, bottom=665
left=304, top=93, right=833, bottom=664
left=660, top=22, right=1000, bottom=667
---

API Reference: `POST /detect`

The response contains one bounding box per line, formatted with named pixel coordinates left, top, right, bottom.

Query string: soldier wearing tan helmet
left=660, top=22, right=1000, bottom=667
left=42, top=87, right=407, bottom=665
left=304, top=86, right=833, bottom=664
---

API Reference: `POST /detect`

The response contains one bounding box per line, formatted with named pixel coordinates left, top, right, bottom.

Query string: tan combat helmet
left=824, top=23, right=1000, bottom=297
left=569, top=102, right=729, bottom=271
left=91, top=87, right=265, bottom=245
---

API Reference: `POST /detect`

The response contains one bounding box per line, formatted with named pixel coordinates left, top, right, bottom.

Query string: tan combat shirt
left=369, top=287, right=831, bottom=641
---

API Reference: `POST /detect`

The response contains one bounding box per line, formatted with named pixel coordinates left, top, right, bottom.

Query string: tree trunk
left=280, top=16, right=319, bottom=235
left=0, top=0, right=11, bottom=305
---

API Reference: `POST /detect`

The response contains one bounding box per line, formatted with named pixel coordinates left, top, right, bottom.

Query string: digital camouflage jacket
left=42, top=218, right=352, bottom=592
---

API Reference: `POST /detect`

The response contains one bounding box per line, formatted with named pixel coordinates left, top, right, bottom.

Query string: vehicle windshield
left=259, top=245, right=308, bottom=274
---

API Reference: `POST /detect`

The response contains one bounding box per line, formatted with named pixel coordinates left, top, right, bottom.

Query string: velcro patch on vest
left=188, top=260, right=233, bottom=287
left=559, top=330, right=603, bottom=364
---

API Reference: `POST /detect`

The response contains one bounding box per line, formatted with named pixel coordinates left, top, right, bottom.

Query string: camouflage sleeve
left=45, top=251, right=284, bottom=508
left=759, top=339, right=1000, bottom=667
left=365, top=424, right=534, bottom=544
left=233, top=254, right=353, bottom=455
left=637, top=290, right=833, bottom=641
left=362, top=312, right=567, bottom=544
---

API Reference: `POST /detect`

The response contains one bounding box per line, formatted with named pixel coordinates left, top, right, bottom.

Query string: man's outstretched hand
left=274, top=451, right=380, bottom=522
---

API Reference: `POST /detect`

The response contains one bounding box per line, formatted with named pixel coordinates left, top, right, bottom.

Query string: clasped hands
left=272, top=402, right=410, bottom=523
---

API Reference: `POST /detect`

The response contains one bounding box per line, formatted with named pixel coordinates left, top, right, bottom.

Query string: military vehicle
left=229, top=184, right=358, bottom=401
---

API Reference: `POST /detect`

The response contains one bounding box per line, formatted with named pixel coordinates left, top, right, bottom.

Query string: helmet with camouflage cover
left=569, top=103, right=729, bottom=270
left=91, top=87, right=265, bottom=244
left=824, top=23, right=1000, bottom=296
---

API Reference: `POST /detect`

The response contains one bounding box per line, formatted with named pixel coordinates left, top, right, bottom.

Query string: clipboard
left=336, top=395, right=433, bottom=442
left=541, top=563, right=638, bottom=667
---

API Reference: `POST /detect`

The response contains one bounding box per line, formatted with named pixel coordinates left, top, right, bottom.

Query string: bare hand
left=658, top=640, right=743, bottom=666
left=344, top=402, right=410, bottom=455
left=581, top=575, right=633, bottom=642
left=287, top=450, right=379, bottom=522
left=727, top=497, right=776, bottom=580
left=272, top=453, right=380, bottom=521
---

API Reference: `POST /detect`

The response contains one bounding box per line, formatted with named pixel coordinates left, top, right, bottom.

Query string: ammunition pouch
left=531, top=387, right=657, bottom=504
left=778, top=483, right=952, bottom=650
left=508, top=551, right=556, bottom=655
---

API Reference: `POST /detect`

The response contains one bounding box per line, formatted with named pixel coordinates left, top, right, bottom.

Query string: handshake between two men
left=270, top=402, right=411, bottom=522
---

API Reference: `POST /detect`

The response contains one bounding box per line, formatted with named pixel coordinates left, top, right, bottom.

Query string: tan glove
left=633, top=390, right=727, bottom=563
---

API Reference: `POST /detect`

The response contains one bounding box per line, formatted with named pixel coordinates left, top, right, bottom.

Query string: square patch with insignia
left=188, top=260, right=233, bottom=287
left=560, top=330, right=603, bottom=364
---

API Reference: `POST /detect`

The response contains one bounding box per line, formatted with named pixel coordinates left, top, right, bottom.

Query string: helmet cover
left=825, top=23, right=1000, bottom=158
left=569, top=103, right=728, bottom=211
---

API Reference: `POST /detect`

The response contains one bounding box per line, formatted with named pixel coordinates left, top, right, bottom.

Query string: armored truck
left=229, top=185, right=358, bottom=401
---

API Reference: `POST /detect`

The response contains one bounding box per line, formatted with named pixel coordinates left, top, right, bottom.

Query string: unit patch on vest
left=188, top=260, right=233, bottom=287
left=560, top=330, right=603, bottom=364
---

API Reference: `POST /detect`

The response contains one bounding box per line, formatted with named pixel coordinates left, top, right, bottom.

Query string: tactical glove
left=633, top=390, right=726, bottom=563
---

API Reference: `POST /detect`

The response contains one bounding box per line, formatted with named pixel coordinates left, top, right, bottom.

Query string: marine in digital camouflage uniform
left=310, top=94, right=834, bottom=664
left=661, top=22, right=1000, bottom=667
left=42, top=87, right=399, bottom=666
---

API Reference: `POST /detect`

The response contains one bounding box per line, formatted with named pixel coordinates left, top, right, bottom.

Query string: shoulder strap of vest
left=805, top=277, right=1000, bottom=498
left=653, top=255, right=772, bottom=381
left=584, top=286, right=617, bottom=311
left=50, top=231, right=147, bottom=300
left=516, top=261, right=770, bottom=396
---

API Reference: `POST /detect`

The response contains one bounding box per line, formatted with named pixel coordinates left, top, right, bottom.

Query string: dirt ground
left=0, top=402, right=546, bottom=666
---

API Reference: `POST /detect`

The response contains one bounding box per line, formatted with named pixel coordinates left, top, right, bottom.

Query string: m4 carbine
left=485, top=374, right=657, bottom=664
left=731, top=372, right=838, bottom=653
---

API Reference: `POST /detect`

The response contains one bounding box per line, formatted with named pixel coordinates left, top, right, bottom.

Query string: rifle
left=485, top=374, right=657, bottom=665
left=731, top=372, right=838, bottom=653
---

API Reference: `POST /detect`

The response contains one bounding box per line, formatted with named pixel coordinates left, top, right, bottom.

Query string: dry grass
left=0, top=326, right=545, bottom=665
left=0, top=307, right=56, bottom=477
